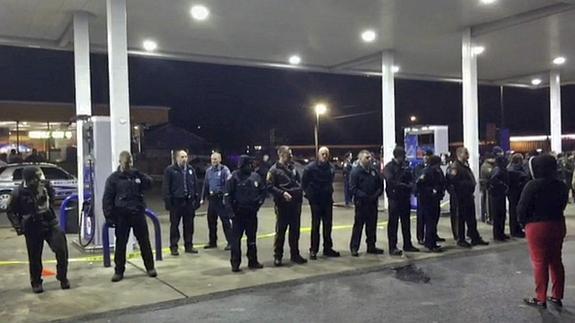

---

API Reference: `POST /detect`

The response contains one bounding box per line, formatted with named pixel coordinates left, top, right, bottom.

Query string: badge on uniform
left=254, top=181, right=259, bottom=188
left=135, top=178, right=141, bottom=184
left=189, top=169, right=193, bottom=175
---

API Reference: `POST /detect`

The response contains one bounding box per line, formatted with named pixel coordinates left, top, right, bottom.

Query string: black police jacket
left=488, top=164, right=509, bottom=196
left=267, top=162, right=303, bottom=204
left=301, top=161, right=335, bottom=204
left=103, top=168, right=152, bottom=219
left=226, top=170, right=266, bottom=213
left=383, top=159, right=413, bottom=200
left=446, top=160, right=476, bottom=198
left=350, top=164, right=383, bottom=204
left=162, top=164, right=199, bottom=210
left=416, top=165, right=446, bottom=201
left=7, top=181, right=57, bottom=235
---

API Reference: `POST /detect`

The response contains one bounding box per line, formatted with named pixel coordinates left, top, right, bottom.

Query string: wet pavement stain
left=393, top=264, right=431, bottom=284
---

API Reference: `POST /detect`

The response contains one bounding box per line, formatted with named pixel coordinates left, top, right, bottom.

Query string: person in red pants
left=517, top=154, right=569, bottom=309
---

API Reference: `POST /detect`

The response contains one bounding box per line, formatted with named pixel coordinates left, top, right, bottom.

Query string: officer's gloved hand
left=14, top=226, right=24, bottom=236
left=164, top=199, right=172, bottom=211
left=105, top=217, right=116, bottom=228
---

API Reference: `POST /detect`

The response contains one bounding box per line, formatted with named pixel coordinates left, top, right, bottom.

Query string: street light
left=314, top=103, right=328, bottom=154
left=410, top=115, right=417, bottom=123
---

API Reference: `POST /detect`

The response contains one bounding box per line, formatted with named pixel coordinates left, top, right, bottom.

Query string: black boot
left=248, top=260, right=264, bottom=269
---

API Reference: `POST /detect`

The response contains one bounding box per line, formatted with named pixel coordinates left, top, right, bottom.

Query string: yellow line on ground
left=0, top=217, right=407, bottom=266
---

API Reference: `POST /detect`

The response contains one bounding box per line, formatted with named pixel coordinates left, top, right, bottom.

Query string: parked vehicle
left=0, top=163, right=77, bottom=212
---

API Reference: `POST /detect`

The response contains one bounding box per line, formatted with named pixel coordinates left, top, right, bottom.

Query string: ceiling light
left=472, top=46, right=485, bottom=55
left=361, top=30, right=377, bottom=43
left=480, top=0, right=497, bottom=5
left=190, top=5, right=210, bottom=21
left=142, top=39, right=157, bottom=52
left=553, top=56, right=566, bottom=65
left=392, top=66, right=400, bottom=73
left=289, top=55, right=301, bottom=65
left=531, top=78, right=542, bottom=86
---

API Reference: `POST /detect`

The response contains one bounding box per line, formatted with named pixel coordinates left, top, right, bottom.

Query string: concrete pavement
left=1, top=199, right=574, bottom=322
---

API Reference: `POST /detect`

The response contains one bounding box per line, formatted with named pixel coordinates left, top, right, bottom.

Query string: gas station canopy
left=0, top=0, right=574, bottom=86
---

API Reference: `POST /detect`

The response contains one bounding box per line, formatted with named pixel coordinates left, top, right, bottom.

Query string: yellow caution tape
left=0, top=216, right=415, bottom=266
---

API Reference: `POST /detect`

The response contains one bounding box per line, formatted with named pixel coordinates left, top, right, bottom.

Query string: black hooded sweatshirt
left=226, top=155, right=266, bottom=212
left=517, top=155, right=568, bottom=226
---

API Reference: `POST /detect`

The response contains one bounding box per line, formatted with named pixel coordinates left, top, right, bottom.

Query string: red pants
left=525, top=221, right=566, bottom=302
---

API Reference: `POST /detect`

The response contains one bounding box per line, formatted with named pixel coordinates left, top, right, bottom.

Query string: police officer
left=446, top=155, right=459, bottom=241
left=507, top=153, right=528, bottom=238
left=414, top=149, right=433, bottom=245
left=383, top=146, right=419, bottom=256
left=267, top=145, right=307, bottom=266
left=227, top=155, right=266, bottom=272
left=342, top=152, right=354, bottom=207
left=489, top=151, right=510, bottom=241
left=349, top=150, right=384, bottom=256
left=163, top=149, right=200, bottom=256
left=7, top=166, right=69, bottom=293
left=256, top=154, right=272, bottom=180
left=479, top=153, right=496, bottom=223
left=302, top=146, right=341, bottom=260
left=201, top=152, right=232, bottom=250
left=416, top=155, right=446, bottom=252
left=103, top=151, right=156, bottom=282
left=446, top=147, right=489, bottom=248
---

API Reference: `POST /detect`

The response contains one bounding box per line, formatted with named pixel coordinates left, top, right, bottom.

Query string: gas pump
left=74, top=116, right=113, bottom=250
left=404, top=125, right=449, bottom=209
left=404, top=125, right=449, bottom=167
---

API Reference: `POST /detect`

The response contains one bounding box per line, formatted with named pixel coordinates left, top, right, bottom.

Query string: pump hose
left=78, top=159, right=96, bottom=247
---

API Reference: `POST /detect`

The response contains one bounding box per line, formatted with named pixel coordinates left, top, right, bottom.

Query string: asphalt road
left=82, top=240, right=575, bottom=323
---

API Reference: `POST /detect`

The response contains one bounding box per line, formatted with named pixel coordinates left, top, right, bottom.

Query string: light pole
left=314, top=103, right=327, bottom=154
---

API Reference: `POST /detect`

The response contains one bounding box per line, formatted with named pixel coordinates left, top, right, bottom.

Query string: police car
left=0, top=163, right=77, bottom=212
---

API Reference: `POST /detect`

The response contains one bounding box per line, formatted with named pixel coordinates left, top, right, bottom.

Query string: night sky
left=0, top=45, right=574, bottom=152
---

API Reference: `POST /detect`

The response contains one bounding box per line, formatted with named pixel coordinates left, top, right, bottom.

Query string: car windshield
left=12, top=168, right=22, bottom=181
left=41, top=167, right=72, bottom=180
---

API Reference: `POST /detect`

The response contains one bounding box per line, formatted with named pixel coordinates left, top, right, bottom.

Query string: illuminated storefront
left=0, top=101, right=169, bottom=162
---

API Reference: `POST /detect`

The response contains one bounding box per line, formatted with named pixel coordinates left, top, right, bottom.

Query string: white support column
left=381, top=51, right=396, bottom=166
left=462, top=28, right=481, bottom=218
left=106, top=0, right=132, bottom=167
left=73, top=12, right=92, bottom=212
left=550, top=70, right=562, bottom=153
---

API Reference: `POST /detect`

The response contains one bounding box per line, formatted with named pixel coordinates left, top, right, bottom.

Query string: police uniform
left=7, top=172, right=69, bottom=292
left=349, top=164, right=383, bottom=254
left=227, top=156, right=266, bottom=271
left=446, top=160, right=486, bottom=246
left=383, top=159, right=417, bottom=252
left=301, top=160, right=339, bottom=258
left=163, top=163, right=199, bottom=253
left=343, top=159, right=353, bottom=206
left=103, top=168, right=155, bottom=276
left=489, top=157, right=510, bottom=240
left=447, top=164, right=459, bottom=241
left=202, top=164, right=233, bottom=248
left=413, top=162, right=426, bottom=244
left=480, top=159, right=495, bottom=223
left=267, top=161, right=306, bottom=264
left=416, top=161, right=446, bottom=250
